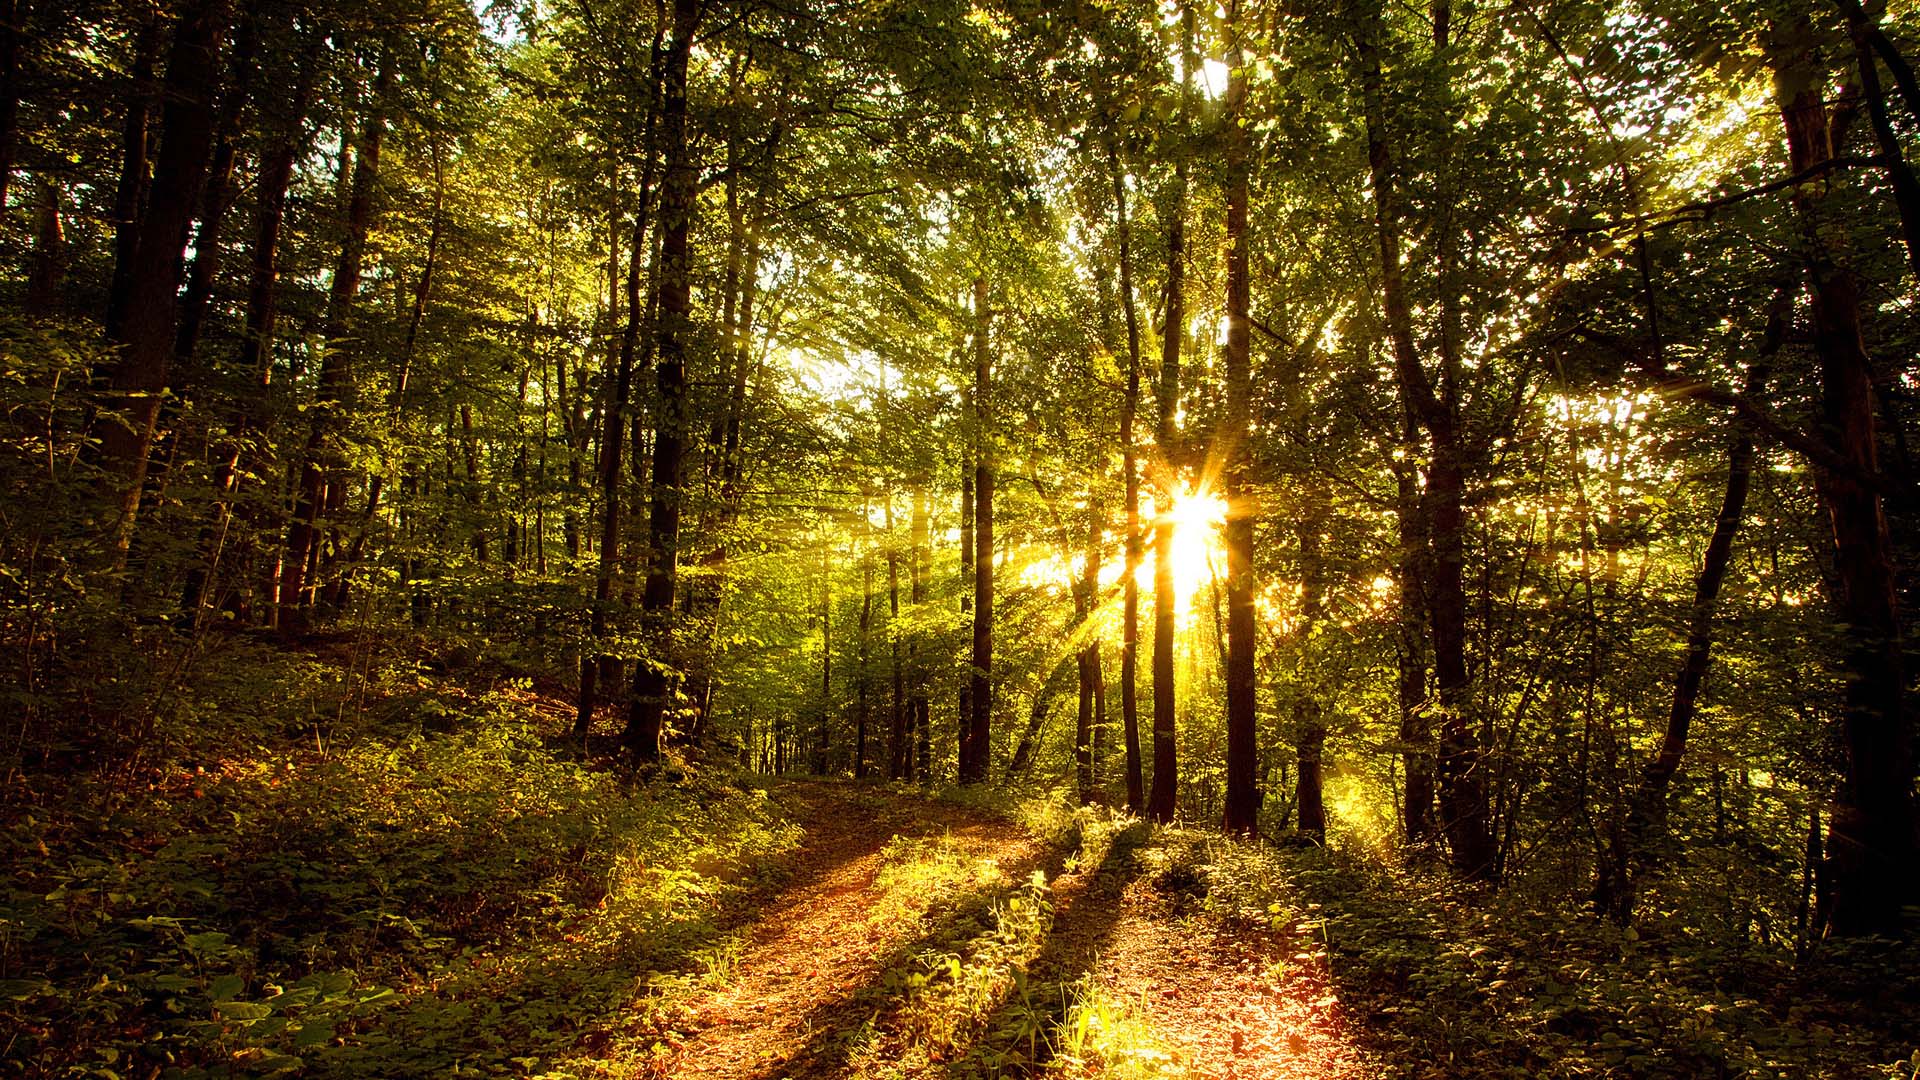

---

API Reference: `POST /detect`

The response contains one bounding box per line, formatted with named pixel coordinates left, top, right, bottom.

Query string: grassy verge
left=1, top=635, right=799, bottom=1079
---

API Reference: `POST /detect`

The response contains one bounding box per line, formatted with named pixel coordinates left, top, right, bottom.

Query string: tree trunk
left=0, top=0, right=24, bottom=217
left=1076, top=497, right=1104, bottom=805
left=1010, top=659, right=1071, bottom=779
left=103, top=16, right=161, bottom=343
left=959, top=464, right=973, bottom=770
left=25, top=177, right=62, bottom=315
left=1110, top=140, right=1146, bottom=815
left=1294, top=509, right=1328, bottom=841
left=1148, top=1, right=1196, bottom=825
left=909, top=482, right=931, bottom=779
left=626, top=0, right=704, bottom=765
left=578, top=26, right=667, bottom=737
left=1396, top=442, right=1435, bottom=843
left=1636, top=288, right=1789, bottom=832
left=281, top=53, right=389, bottom=625
left=95, top=1, right=226, bottom=567
left=1767, top=16, right=1917, bottom=935
left=1221, top=14, right=1258, bottom=835
left=961, top=273, right=994, bottom=784
left=182, top=49, right=314, bottom=624
left=1358, top=5, right=1494, bottom=877
left=173, top=14, right=255, bottom=370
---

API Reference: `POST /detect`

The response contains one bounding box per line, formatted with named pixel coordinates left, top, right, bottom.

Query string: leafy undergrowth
left=1143, top=835, right=1920, bottom=1080
left=1, top=635, right=800, bottom=1079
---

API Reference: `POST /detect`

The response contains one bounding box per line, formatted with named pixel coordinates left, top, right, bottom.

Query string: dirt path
left=1075, top=876, right=1371, bottom=1080
left=632, top=782, right=1368, bottom=1080
left=643, top=781, right=1041, bottom=1080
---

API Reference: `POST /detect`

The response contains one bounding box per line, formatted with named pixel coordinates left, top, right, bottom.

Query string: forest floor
left=7, top=636, right=1919, bottom=1080
left=628, top=779, right=1371, bottom=1080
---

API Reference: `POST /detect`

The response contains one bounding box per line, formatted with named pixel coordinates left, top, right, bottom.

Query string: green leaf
left=210, top=974, right=245, bottom=1002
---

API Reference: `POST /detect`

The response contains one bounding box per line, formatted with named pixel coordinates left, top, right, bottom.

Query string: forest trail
left=637, top=781, right=1369, bottom=1079
left=644, top=781, right=1046, bottom=1078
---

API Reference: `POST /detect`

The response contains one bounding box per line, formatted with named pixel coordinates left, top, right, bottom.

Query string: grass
left=1, top=634, right=800, bottom=1079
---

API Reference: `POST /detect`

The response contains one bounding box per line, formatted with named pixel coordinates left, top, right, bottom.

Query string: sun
left=1136, top=486, right=1229, bottom=618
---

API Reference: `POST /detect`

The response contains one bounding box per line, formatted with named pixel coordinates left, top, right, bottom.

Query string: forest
left=3, top=0, right=1920, bottom=1074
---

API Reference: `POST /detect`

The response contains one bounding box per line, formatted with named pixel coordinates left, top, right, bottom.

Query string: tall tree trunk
left=626, top=0, right=704, bottom=765
left=817, top=535, right=832, bottom=774
left=173, top=13, right=255, bottom=370
left=1075, top=497, right=1104, bottom=804
left=1767, top=16, right=1917, bottom=935
left=578, top=24, right=666, bottom=737
left=103, top=16, right=161, bottom=343
left=1358, top=4, right=1494, bottom=877
left=182, top=49, right=314, bottom=623
left=1396, top=439, right=1435, bottom=842
left=857, top=518, right=873, bottom=778
left=1221, top=13, right=1258, bottom=835
left=1148, top=0, right=1196, bottom=824
left=1294, top=507, right=1329, bottom=841
left=959, top=465, right=973, bottom=768
left=1110, top=140, right=1146, bottom=815
left=910, top=482, right=931, bottom=779
left=0, top=0, right=24, bottom=217
left=961, top=273, right=994, bottom=784
left=95, top=0, right=226, bottom=568
left=888, top=489, right=907, bottom=779
left=25, top=177, right=61, bottom=315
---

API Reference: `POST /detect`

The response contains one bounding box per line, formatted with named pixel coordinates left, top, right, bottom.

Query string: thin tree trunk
left=1110, top=140, right=1146, bottom=815
left=1221, top=11, right=1258, bottom=834
left=626, top=0, right=704, bottom=765
left=1636, top=288, right=1788, bottom=829
left=909, top=482, right=930, bottom=779
left=281, top=53, right=389, bottom=625
left=959, top=465, right=973, bottom=770
left=578, top=24, right=666, bottom=737
left=1294, top=508, right=1328, bottom=840
left=961, top=272, right=994, bottom=783
left=1076, top=497, right=1104, bottom=805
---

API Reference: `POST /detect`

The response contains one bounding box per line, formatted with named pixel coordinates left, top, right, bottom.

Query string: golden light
left=1137, top=486, right=1229, bottom=620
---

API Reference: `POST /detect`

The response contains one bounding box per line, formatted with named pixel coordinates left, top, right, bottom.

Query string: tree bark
left=578, top=23, right=667, bottom=737
left=626, top=0, right=704, bottom=765
left=95, top=0, right=226, bottom=567
left=1358, top=3, right=1494, bottom=877
left=1109, top=140, right=1146, bottom=815
left=909, top=483, right=931, bottom=779
left=1767, top=16, right=1917, bottom=936
left=1221, top=12, right=1258, bottom=835
left=281, top=53, right=389, bottom=625
left=0, top=0, right=24, bottom=217
left=961, top=273, right=994, bottom=783
left=173, top=13, right=255, bottom=370
left=1076, top=497, right=1104, bottom=805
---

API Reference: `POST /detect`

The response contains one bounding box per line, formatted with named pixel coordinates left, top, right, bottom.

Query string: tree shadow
left=755, top=818, right=1152, bottom=1080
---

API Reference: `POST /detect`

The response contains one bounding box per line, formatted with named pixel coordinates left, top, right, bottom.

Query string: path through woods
left=637, top=781, right=1370, bottom=1079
